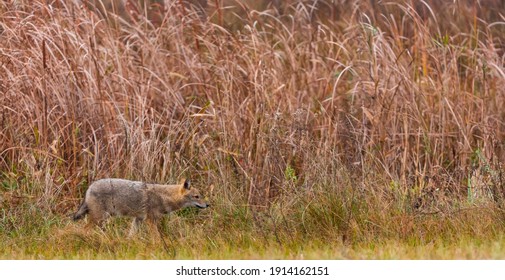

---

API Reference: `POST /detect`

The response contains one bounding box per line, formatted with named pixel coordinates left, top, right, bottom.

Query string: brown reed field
left=2, top=0, right=505, bottom=259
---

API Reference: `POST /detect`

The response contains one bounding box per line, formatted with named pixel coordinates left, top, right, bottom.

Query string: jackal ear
left=183, top=179, right=191, bottom=190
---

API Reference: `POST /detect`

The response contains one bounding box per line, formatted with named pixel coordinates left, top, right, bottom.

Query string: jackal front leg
left=128, top=217, right=145, bottom=237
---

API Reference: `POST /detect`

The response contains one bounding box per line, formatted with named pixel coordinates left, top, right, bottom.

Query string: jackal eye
left=194, top=195, right=200, bottom=199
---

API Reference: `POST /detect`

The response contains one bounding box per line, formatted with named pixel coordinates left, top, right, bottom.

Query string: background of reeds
left=2, top=0, right=505, bottom=259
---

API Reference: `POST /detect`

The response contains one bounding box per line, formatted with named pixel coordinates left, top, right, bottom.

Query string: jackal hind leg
left=86, top=210, right=108, bottom=230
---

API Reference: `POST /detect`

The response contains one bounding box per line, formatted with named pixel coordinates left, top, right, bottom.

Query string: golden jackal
left=73, top=178, right=209, bottom=234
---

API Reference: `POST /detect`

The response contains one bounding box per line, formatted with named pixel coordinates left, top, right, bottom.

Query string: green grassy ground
left=4, top=222, right=505, bottom=259
left=2, top=197, right=505, bottom=259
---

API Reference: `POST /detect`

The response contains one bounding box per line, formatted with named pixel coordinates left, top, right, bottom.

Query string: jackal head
left=180, top=179, right=209, bottom=209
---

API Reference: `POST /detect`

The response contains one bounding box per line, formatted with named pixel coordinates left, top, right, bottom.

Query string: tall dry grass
left=2, top=0, right=505, bottom=252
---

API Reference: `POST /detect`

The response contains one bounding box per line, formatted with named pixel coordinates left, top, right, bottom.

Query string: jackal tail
left=73, top=200, right=89, bottom=221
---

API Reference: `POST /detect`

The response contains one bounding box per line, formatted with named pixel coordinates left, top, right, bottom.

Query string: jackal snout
left=182, top=179, right=210, bottom=209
